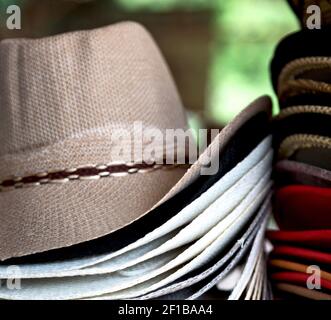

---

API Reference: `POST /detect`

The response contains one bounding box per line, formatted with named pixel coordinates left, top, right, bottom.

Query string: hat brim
left=0, top=168, right=186, bottom=261
left=0, top=96, right=272, bottom=261
left=275, top=282, right=331, bottom=300
left=0, top=178, right=272, bottom=300
left=267, top=230, right=331, bottom=249
left=271, top=245, right=331, bottom=266
left=0, top=144, right=273, bottom=279
left=271, top=272, right=331, bottom=292
left=275, top=159, right=331, bottom=187
left=107, top=193, right=272, bottom=300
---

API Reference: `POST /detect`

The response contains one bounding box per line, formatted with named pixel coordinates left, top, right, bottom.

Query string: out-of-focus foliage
left=116, top=0, right=215, bottom=12
left=209, top=0, right=298, bottom=122
left=118, top=0, right=299, bottom=122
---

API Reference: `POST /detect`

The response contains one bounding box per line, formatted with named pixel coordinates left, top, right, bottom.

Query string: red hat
left=267, top=230, right=331, bottom=249
left=274, top=185, right=331, bottom=230
left=271, top=245, right=331, bottom=266
left=271, top=271, right=331, bottom=292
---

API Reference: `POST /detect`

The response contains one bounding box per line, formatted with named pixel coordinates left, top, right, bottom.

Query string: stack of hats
left=267, top=0, right=331, bottom=300
left=0, top=22, right=273, bottom=300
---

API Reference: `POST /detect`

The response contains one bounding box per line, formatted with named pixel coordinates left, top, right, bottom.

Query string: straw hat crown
left=0, top=22, right=189, bottom=260
left=0, top=21, right=188, bottom=177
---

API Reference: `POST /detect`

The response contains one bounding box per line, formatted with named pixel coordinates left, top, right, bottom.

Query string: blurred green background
left=0, top=0, right=299, bottom=126
left=115, top=0, right=299, bottom=121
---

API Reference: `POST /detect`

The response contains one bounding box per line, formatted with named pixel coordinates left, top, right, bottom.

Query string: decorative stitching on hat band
left=0, top=161, right=190, bottom=192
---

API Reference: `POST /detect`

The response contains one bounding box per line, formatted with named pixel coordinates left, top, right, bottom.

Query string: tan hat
left=0, top=22, right=193, bottom=261
left=0, top=21, right=272, bottom=264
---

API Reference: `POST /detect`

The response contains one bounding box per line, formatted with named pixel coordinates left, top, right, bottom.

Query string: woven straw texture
left=276, top=105, right=331, bottom=120
left=279, top=79, right=331, bottom=102
left=0, top=21, right=272, bottom=261
left=0, top=21, right=190, bottom=260
left=0, top=21, right=188, bottom=178
left=278, top=134, right=331, bottom=159
left=278, top=57, right=331, bottom=92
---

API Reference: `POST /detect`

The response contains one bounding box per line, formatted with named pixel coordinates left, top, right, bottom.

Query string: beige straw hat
left=0, top=21, right=272, bottom=263
left=0, top=22, right=194, bottom=261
